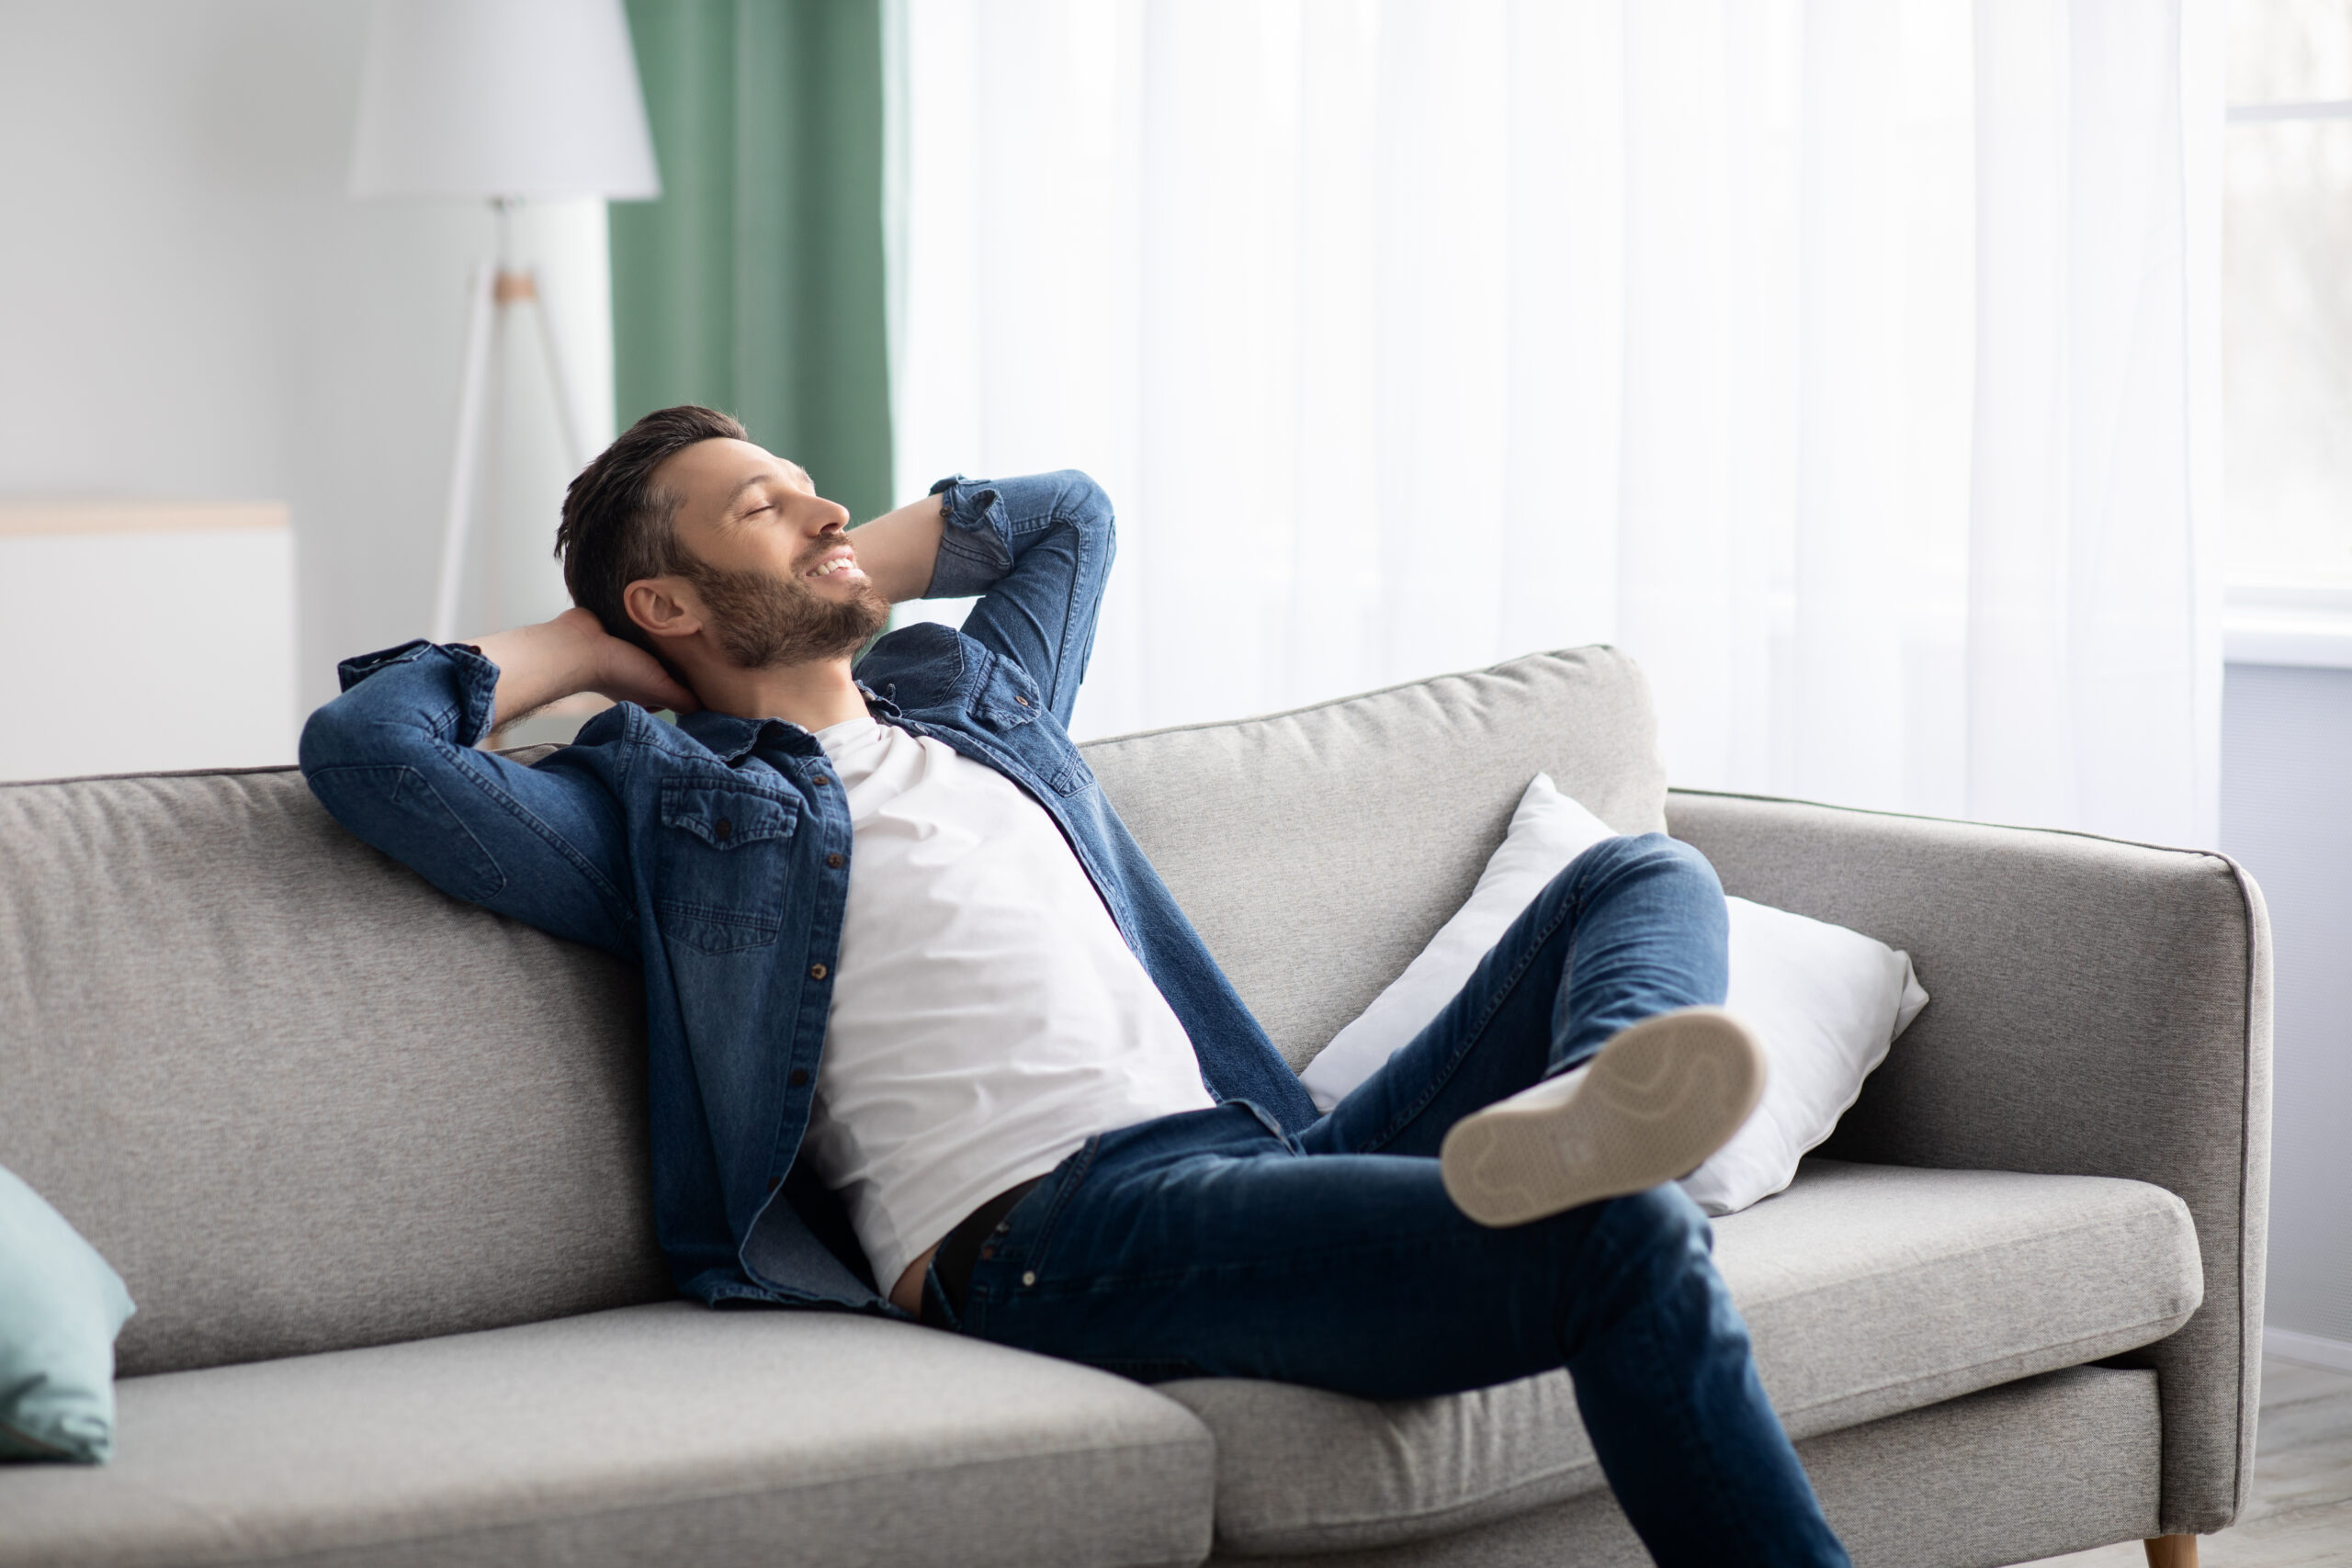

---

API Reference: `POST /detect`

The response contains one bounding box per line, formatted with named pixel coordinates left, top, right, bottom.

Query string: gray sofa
left=0, top=648, right=2268, bottom=1568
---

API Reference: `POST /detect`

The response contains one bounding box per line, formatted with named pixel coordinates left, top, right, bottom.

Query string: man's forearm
left=468, top=608, right=702, bottom=728
left=469, top=620, right=606, bottom=730
left=848, top=495, right=947, bottom=604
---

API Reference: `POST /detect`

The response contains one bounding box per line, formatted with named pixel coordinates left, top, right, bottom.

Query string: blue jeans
left=933, top=834, right=1850, bottom=1567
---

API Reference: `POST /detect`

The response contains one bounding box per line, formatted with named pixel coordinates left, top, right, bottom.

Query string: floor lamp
left=346, top=0, right=660, bottom=644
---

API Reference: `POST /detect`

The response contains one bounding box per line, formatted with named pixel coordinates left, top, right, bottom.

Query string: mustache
left=795, top=536, right=853, bottom=573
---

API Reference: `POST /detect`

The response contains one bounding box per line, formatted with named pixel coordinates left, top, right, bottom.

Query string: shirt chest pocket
left=973, top=658, right=1096, bottom=797
left=655, top=781, right=799, bottom=954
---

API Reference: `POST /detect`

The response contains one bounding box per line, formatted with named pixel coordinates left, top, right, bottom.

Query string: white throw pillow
left=1299, top=773, right=1929, bottom=1215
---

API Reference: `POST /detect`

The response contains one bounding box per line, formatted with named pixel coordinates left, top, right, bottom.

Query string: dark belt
left=920, top=1175, right=1047, bottom=1328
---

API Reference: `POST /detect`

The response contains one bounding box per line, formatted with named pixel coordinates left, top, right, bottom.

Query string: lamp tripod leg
left=433, top=261, right=500, bottom=645
left=525, top=280, right=589, bottom=476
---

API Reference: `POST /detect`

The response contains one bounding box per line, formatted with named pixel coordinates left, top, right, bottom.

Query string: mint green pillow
left=0, top=1166, right=134, bottom=1462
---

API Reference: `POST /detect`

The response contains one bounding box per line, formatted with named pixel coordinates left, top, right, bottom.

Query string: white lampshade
left=349, top=0, right=661, bottom=201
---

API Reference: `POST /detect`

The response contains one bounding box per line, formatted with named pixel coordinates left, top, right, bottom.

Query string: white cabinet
left=0, top=502, right=298, bottom=782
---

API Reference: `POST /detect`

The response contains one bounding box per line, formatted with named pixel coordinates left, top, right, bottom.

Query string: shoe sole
left=1439, top=1007, right=1767, bottom=1227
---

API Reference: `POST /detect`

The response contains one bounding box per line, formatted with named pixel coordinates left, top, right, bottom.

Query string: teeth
left=812, top=556, right=854, bottom=577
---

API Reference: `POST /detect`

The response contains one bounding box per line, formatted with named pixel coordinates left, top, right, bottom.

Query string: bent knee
left=1592, top=1182, right=1715, bottom=1276
left=1556, top=830, right=1721, bottom=897
left=1596, top=830, right=1717, bottom=878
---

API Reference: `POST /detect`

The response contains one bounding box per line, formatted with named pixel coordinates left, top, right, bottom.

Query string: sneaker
left=1438, top=1007, right=1768, bottom=1227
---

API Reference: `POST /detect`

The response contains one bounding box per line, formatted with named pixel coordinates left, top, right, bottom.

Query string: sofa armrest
left=1666, top=789, right=2272, bottom=1537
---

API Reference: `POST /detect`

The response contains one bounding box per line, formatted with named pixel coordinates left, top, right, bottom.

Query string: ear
left=623, top=577, right=702, bottom=645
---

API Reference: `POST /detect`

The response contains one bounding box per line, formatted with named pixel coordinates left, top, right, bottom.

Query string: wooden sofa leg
left=2143, top=1537, right=2198, bottom=1568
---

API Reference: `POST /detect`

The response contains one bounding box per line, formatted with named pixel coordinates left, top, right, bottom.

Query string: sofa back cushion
left=1080, top=648, right=1667, bottom=1066
left=0, top=770, right=673, bottom=1377
left=0, top=647, right=1663, bottom=1374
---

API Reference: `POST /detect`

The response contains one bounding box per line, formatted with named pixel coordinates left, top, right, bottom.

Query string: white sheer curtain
left=887, top=0, right=2222, bottom=845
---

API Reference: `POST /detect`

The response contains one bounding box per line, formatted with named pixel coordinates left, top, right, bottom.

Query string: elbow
left=297, top=700, right=355, bottom=780
left=1053, top=470, right=1116, bottom=547
left=298, top=693, right=406, bottom=780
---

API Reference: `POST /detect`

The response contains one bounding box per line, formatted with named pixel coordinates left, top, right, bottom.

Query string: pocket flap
left=660, top=780, right=800, bottom=850
left=973, top=654, right=1045, bottom=728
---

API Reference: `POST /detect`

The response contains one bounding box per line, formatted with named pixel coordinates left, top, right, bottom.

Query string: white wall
left=0, top=1, right=613, bottom=745
left=2219, top=662, right=2352, bottom=1353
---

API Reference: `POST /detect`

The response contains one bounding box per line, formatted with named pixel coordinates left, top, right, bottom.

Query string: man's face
left=648, top=437, right=888, bottom=668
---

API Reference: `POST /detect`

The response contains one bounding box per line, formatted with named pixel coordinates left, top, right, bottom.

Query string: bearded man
left=299, top=404, right=1850, bottom=1567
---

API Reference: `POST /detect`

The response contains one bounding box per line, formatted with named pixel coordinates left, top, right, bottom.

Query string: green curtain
left=612, top=0, right=892, bottom=524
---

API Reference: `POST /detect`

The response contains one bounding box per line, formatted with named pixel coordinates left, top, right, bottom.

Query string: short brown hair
left=554, top=404, right=748, bottom=650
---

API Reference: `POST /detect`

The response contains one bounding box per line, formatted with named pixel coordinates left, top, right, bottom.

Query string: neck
left=690, top=654, right=868, bottom=733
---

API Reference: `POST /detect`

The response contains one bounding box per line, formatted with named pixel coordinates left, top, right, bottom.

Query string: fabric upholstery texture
left=1080, top=648, right=1668, bottom=1068
left=1668, top=790, right=2271, bottom=1536
left=1209, top=1364, right=2160, bottom=1568
left=0, top=1301, right=1214, bottom=1568
left=1161, top=1158, right=2196, bottom=1555
left=0, top=769, right=672, bottom=1378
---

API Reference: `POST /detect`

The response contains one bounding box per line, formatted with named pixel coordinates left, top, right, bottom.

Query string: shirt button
left=1022, top=1270, right=1037, bottom=1287
left=827, top=852, right=844, bottom=869
left=1015, top=694, right=1031, bottom=707
left=809, top=963, right=828, bottom=980
left=789, top=1068, right=809, bottom=1087
left=713, top=818, right=732, bottom=840
left=811, top=775, right=831, bottom=787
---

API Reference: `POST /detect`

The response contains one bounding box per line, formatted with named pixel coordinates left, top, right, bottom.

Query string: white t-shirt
left=800, top=716, right=1216, bottom=1291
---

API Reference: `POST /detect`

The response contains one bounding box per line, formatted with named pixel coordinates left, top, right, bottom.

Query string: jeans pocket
left=962, top=1138, right=1100, bottom=1329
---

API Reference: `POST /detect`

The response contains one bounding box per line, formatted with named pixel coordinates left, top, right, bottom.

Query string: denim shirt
left=299, top=470, right=1317, bottom=1314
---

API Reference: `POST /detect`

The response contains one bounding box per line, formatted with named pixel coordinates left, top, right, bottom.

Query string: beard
left=683, top=558, right=890, bottom=670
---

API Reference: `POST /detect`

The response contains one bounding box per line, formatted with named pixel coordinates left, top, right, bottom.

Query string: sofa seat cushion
left=1161, top=1158, right=2201, bottom=1556
left=0, top=1301, right=1214, bottom=1568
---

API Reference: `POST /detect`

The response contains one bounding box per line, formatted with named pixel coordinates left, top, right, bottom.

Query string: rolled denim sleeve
left=923, top=470, right=1116, bottom=724
left=332, top=637, right=502, bottom=736
left=300, top=640, right=636, bottom=956
left=922, top=475, right=1018, bottom=600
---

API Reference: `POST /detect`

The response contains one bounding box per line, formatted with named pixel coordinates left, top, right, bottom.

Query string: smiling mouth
left=805, top=550, right=864, bottom=581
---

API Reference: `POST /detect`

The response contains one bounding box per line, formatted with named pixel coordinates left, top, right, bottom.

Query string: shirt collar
left=676, top=682, right=899, bottom=763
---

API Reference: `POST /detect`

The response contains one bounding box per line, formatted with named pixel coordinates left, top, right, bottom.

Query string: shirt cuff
left=923, top=476, right=1016, bottom=600
left=335, top=639, right=503, bottom=747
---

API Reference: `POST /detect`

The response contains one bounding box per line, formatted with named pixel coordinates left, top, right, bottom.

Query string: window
left=2224, top=0, right=2352, bottom=662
